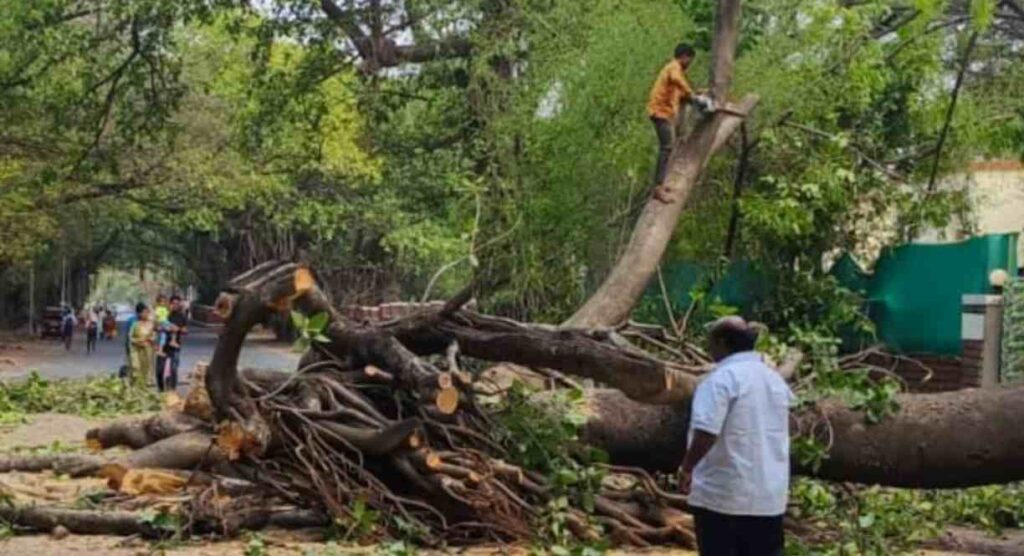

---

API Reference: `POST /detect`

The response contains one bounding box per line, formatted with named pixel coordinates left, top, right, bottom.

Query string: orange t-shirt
left=647, top=60, right=694, bottom=119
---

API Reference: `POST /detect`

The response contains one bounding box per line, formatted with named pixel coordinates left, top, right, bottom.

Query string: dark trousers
left=651, top=116, right=674, bottom=186
left=692, top=507, right=784, bottom=556
left=155, top=351, right=180, bottom=392
left=86, top=331, right=97, bottom=353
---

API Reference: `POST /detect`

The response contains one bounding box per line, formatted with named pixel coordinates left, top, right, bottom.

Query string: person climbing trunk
left=647, top=43, right=699, bottom=204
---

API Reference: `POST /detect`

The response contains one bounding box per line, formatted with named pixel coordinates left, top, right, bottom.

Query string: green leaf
left=292, top=337, right=311, bottom=353
left=308, top=312, right=329, bottom=333
left=290, top=311, right=307, bottom=330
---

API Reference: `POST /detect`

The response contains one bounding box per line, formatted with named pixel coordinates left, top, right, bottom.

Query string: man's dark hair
left=709, top=318, right=759, bottom=354
left=170, top=295, right=182, bottom=303
left=674, top=43, right=696, bottom=59
left=135, top=302, right=147, bottom=315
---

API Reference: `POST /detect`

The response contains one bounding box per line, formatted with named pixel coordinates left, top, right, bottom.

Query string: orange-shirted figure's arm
left=672, top=65, right=694, bottom=102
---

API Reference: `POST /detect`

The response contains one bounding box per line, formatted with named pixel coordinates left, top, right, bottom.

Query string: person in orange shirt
left=647, top=43, right=697, bottom=203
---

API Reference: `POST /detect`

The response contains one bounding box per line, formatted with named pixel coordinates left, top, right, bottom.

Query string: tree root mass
left=2, top=262, right=696, bottom=548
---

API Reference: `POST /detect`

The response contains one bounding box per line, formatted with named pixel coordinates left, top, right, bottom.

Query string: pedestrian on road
left=678, top=316, right=794, bottom=556
left=85, top=311, right=99, bottom=354
left=128, top=304, right=156, bottom=387
left=124, top=302, right=144, bottom=359
left=103, top=309, right=117, bottom=340
left=158, top=294, right=188, bottom=392
left=60, top=306, right=77, bottom=351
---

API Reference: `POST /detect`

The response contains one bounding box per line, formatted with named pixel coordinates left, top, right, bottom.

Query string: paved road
left=3, top=325, right=299, bottom=382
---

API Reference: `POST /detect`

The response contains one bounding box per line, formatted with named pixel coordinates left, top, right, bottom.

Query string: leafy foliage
left=789, top=479, right=1024, bottom=555
left=491, top=383, right=610, bottom=553
left=0, top=372, right=161, bottom=423
left=291, top=311, right=331, bottom=353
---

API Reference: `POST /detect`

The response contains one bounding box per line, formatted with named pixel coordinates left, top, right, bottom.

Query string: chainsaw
left=692, top=95, right=748, bottom=117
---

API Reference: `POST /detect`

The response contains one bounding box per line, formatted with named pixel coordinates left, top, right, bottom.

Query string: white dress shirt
left=688, top=351, right=795, bottom=516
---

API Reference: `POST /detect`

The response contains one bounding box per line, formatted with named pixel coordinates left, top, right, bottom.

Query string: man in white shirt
left=679, top=316, right=794, bottom=556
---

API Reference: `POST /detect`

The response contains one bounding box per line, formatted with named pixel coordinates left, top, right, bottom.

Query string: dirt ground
left=0, top=413, right=96, bottom=452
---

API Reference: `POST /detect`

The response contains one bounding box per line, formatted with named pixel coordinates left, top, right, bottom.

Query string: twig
left=926, top=31, right=978, bottom=193
left=656, top=265, right=681, bottom=336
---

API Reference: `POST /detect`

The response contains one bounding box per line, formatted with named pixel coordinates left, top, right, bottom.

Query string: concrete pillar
left=961, top=294, right=1004, bottom=388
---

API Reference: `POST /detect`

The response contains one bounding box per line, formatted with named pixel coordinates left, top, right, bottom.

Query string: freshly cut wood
left=434, top=386, right=460, bottom=414
left=105, top=467, right=189, bottom=495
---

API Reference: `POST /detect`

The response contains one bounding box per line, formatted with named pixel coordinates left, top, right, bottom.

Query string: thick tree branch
left=320, top=0, right=471, bottom=70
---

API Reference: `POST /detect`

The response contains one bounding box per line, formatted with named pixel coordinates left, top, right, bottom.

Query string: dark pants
left=86, top=331, right=98, bottom=353
left=155, top=351, right=180, bottom=392
left=692, top=507, right=784, bottom=556
left=651, top=116, right=674, bottom=186
left=63, top=329, right=73, bottom=351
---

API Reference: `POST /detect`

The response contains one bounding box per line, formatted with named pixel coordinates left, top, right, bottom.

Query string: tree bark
left=0, top=504, right=329, bottom=537
left=86, top=411, right=206, bottom=450
left=580, top=387, right=1024, bottom=487
left=206, top=263, right=315, bottom=420
left=565, top=100, right=757, bottom=328
left=0, top=454, right=106, bottom=477
left=0, top=506, right=162, bottom=537
left=808, top=386, right=1024, bottom=488
left=296, top=287, right=701, bottom=404
left=565, top=0, right=753, bottom=328
left=319, top=0, right=471, bottom=71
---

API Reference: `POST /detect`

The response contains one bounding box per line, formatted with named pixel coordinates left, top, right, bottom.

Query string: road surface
left=1, top=325, right=299, bottom=382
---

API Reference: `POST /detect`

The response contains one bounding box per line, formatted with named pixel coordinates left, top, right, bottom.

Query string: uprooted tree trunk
left=579, top=386, right=1024, bottom=488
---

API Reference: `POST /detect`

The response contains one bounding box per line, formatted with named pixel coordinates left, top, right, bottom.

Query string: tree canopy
left=1, top=0, right=1022, bottom=329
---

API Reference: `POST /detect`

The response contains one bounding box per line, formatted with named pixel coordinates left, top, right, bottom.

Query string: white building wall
left=917, top=161, right=1024, bottom=265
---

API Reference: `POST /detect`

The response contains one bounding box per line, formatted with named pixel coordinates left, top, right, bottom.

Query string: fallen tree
left=0, top=263, right=697, bottom=547
left=4, top=261, right=1023, bottom=546
left=2, top=0, right=1019, bottom=546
